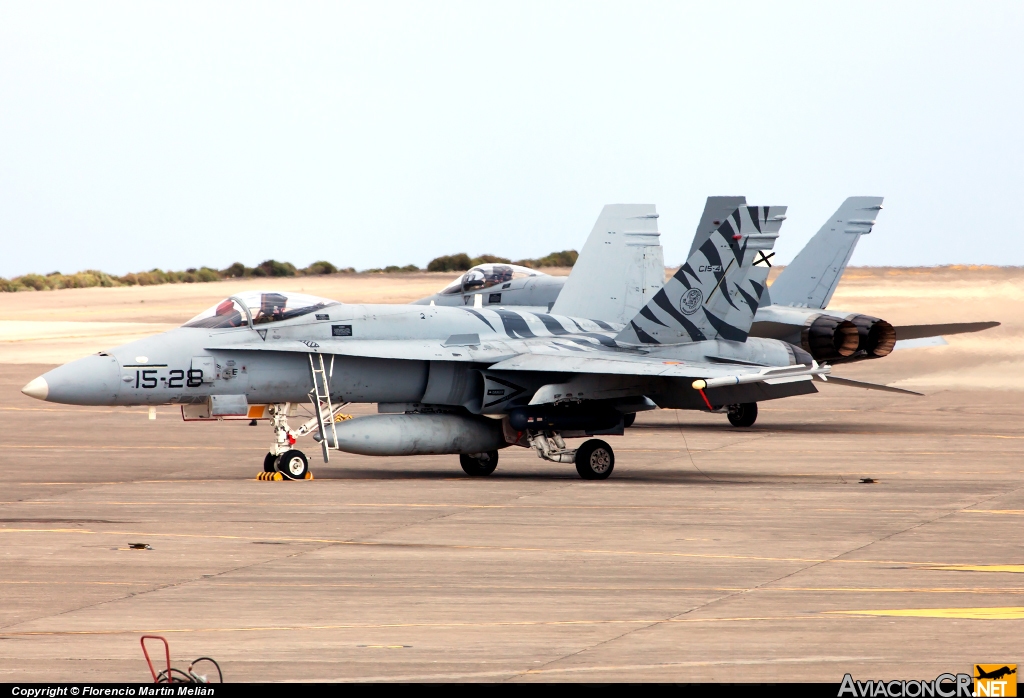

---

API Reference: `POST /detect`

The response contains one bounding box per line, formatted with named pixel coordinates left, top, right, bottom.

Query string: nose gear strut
left=260, top=353, right=350, bottom=479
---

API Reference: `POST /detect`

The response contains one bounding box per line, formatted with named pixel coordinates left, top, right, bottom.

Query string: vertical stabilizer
left=687, top=196, right=748, bottom=260
left=551, top=204, right=664, bottom=324
left=616, top=206, right=785, bottom=345
left=769, top=196, right=883, bottom=309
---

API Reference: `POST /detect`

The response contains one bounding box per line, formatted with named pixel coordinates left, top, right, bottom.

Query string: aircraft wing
left=203, top=338, right=516, bottom=363
left=491, top=351, right=913, bottom=397
left=488, top=351, right=825, bottom=382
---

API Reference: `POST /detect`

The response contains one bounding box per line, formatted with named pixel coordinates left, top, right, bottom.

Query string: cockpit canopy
left=183, top=291, right=339, bottom=329
left=438, top=264, right=544, bottom=296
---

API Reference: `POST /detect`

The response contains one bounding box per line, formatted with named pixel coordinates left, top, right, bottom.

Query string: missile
left=692, top=363, right=830, bottom=391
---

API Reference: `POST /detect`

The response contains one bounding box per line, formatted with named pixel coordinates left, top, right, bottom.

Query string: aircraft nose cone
left=21, top=376, right=49, bottom=401
left=32, top=354, right=122, bottom=405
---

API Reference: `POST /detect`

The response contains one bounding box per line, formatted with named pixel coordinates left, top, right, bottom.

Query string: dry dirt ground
left=0, top=268, right=1021, bottom=682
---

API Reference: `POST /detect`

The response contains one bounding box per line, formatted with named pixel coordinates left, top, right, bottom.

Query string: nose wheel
left=276, top=450, right=309, bottom=480
left=261, top=450, right=311, bottom=480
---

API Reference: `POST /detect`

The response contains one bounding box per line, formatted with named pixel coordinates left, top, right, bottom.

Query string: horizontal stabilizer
left=815, top=374, right=922, bottom=395
left=894, top=321, right=1000, bottom=341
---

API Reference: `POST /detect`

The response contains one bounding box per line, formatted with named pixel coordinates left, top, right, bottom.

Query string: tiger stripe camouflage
left=615, top=205, right=786, bottom=345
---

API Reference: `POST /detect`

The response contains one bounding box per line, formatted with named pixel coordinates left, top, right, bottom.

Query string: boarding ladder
left=308, top=354, right=339, bottom=463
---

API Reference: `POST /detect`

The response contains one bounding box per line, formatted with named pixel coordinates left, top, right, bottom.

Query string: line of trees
left=0, top=250, right=578, bottom=293
left=426, top=250, right=578, bottom=272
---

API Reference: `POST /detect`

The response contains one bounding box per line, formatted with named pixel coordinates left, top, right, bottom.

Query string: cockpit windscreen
left=438, top=264, right=541, bottom=295
left=183, top=291, right=339, bottom=328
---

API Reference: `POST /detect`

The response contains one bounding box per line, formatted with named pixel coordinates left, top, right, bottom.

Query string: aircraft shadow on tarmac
left=631, top=421, right=945, bottom=436
left=308, top=466, right=826, bottom=485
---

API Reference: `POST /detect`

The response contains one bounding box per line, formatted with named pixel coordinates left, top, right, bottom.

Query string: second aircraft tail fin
left=768, top=196, right=883, bottom=309
left=551, top=204, right=665, bottom=324
left=616, top=205, right=786, bottom=345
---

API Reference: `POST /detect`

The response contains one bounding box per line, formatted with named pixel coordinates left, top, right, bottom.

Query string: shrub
left=255, top=259, right=296, bottom=277
left=426, top=253, right=472, bottom=272
left=304, top=261, right=337, bottom=275
left=514, top=249, right=578, bottom=268
left=222, top=262, right=247, bottom=278
left=18, top=274, right=49, bottom=291
left=470, top=254, right=511, bottom=266
left=197, top=267, right=220, bottom=282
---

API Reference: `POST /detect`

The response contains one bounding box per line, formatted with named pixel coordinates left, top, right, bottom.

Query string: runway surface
left=1, top=362, right=1022, bottom=682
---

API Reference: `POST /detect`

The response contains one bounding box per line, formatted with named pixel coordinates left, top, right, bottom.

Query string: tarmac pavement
left=1, top=363, right=1023, bottom=682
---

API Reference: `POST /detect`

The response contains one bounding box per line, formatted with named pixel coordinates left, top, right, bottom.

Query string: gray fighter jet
left=415, top=263, right=564, bottom=314
left=21, top=204, right=916, bottom=481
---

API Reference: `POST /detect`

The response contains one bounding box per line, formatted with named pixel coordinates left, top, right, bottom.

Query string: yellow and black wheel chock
left=255, top=472, right=314, bottom=481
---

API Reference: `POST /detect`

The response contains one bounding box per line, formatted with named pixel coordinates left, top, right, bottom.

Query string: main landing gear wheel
left=623, top=413, right=636, bottom=428
left=460, top=451, right=499, bottom=476
left=575, top=439, right=614, bottom=480
left=276, top=450, right=309, bottom=480
left=263, top=452, right=278, bottom=473
left=727, top=403, right=758, bottom=428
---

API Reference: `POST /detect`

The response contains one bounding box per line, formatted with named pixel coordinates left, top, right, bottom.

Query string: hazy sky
left=1, top=1, right=1022, bottom=277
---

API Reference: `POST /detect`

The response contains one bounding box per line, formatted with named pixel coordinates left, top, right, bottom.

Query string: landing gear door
left=190, top=356, right=215, bottom=385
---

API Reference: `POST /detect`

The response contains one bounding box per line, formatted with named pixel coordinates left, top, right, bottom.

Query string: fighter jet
left=23, top=204, right=924, bottom=481
left=415, top=263, right=564, bottom=314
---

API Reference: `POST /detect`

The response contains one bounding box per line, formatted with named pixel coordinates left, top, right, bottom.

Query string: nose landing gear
left=257, top=402, right=335, bottom=481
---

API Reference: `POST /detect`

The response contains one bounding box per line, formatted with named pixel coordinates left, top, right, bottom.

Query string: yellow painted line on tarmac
left=826, top=607, right=1024, bottom=620
left=963, top=510, right=1024, bottom=516
left=927, top=565, right=1024, bottom=574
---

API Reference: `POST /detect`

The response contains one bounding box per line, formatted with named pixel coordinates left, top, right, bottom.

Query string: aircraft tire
left=575, top=439, right=614, bottom=480
left=263, top=452, right=278, bottom=473
left=623, top=413, right=636, bottom=428
left=276, top=450, right=309, bottom=480
left=727, top=403, right=757, bottom=428
left=460, top=451, right=499, bottom=476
